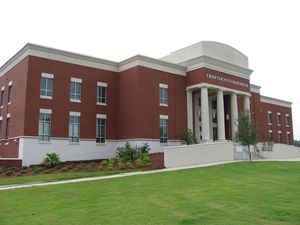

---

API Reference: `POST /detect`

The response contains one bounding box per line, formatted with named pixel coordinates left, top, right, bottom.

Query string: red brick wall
left=24, top=56, right=119, bottom=139
left=257, top=101, right=293, bottom=144
left=0, top=57, right=29, bottom=158
left=187, top=67, right=250, bottom=92
left=118, top=66, right=187, bottom=140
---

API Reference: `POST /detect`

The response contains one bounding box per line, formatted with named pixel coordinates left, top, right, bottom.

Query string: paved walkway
left=1, top=159, right=300, bottom=191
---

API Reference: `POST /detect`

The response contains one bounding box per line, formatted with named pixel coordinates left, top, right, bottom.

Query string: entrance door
left=213, top=127, right=218, bottom=141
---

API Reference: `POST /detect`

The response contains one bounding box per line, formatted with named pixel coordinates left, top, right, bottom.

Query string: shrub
left=107, top=159, right=114, bottom=171
left=118, top=159, right=126, bottom=170
left=5, top=170, right=13, bottom=176
left=99, top=160, right=108, bottom=170
left=126, top=161, right=134, bottom=169
left=76, top=163, right=85, bottom=172
left=116, top=142, right=138, bottom=161
left=135, top=158, right=144, bottom=168
left=66, top=163, right=75, bottom=170
left=61, top=167, right=69, bottom=172
left=43, top=153, right=61, bottom=168
left=0, top=166, right=4, bottom=174
left=138, top=143, right=151, bottom=154
left=87, top=162, right=96, bottom=171
left=33, top=167, right=43, bottom=174
left=143, top=154, right=152, bottom=166
left=20, top=169, right=27, bottom=174
left=180, top=129, right=197, bottom=145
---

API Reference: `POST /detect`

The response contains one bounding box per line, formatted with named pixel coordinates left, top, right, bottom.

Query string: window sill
left=39, top=140, right=51, bottom=144
left=96, top=143, right=106, bottom=146
left=0, top=106, right=3, bottom=109
left=160, top=142, right=168, bottom=146
left=69, top=142, right=80, bottom=145
left=97, top=103, right=107, bottom=106
left=40, top=95, right=52, bottom=100
left=70, top=99, right=81, bottom=103
left=268, top=123, right=272, bottom=126
left=8, top=102, right=11, bottom=105
left=160, top=104, right=168, bottom=107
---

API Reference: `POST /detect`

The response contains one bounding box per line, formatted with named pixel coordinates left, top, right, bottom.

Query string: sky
left=0, top=0, right=299, bottom=139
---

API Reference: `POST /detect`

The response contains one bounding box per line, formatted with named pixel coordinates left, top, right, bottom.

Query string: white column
left=231, top=93, right=238, bottom=139
left=187, top=90, right=193, bottom=131
left=244, top=95, right=251, bottom=114
left=217, top=90, right=226, bottom=140
left=194, top=92, right=201, bottom=143
left=201, top=87, right=210, bottom=141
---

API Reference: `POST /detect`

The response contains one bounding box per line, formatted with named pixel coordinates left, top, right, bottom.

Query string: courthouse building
left=0, top=41, right=294, bottom=166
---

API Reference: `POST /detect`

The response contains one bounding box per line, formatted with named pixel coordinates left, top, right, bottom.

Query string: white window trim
left=277, top=112, right=281, bottom=115
left=159, top=84, right=168, bottom=107
left=268, top=130, right=272, bottom=133
left=7, top=113, right=11, bottom=118
left=1, top=86, right=4, bottom=91
left=160, top=115, right=168, bottom=120
left=96, top=114, right=107, bottom=119
left=278, top=130, right=282, bottom=134
left=40, top=108, right=52, bottom=114
left=8, top=81, right=13, bottom=86
left=70, top=77, right=82, bottom=83
left=69, top=111, right=81, bottom=116
left=41, top=73, right=54, bottom=79
left=287, top=131, right=291, bottom=134
left=159, top=83, right=168, bottom=88
left=97, top=102, right=107, bottom=106
left=97, top=81, right=108, bottom=87
left=40, top=95, right=53, bottom=100
left=70, top=99, right=81, bottom=103
left=0, top=116, right=2, bottom=120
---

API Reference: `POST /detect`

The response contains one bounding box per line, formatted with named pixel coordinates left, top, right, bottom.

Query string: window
left=159, top=84, right=168, bottom=106
left=267, top=112, right=272, bottom=124
left=268, top=130, right=273, bottom=141
left=97, top=82, right=107, bottom=105
left=287, top=132, right=291, bottom=145
left=96, top=115, right=106, bottom=143
left=39, top=110, right=52, bottom=141
left=70, top=78, right=82, bottom=102
left=0, top=87, right=4, bottom=107
left=285, top=114, right=289, bottom=127
left=160, top=115, right=168, bottom=143
left=6, top=117, right=10, bottom=139
left=277, top=131, right=282, bottom=143
left=69, top=112, right=80, bottom=142
left=8, top=82, right=12, bottom=104
left=277, top=113, right=281, bottom=125
left=40, top=73, right=54, bottom=98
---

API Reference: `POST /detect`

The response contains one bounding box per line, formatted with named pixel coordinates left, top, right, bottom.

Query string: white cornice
left=186, top=82, right=251, bottom=97
left=0, top=44, right=119, bottom=77
left=180, top=55, right=253, bottom=80
left=119, top=55, right=186, bottom=76
left=261, top=95, right=292, bottom=108
left=250, top=84, right=261, bottom=93
left=0, top=44, right=187, bottom=77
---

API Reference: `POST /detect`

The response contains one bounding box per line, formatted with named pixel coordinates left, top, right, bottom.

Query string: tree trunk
left=248, top=145, right=252, bottom=161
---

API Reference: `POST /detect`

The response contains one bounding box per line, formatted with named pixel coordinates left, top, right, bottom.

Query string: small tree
left=180, top=129, right=197, bottom=145
left=234, top=112, right=258, bottom=161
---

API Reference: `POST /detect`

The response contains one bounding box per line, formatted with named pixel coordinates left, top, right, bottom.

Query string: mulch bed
left=0, top=153, right=165, bottom=178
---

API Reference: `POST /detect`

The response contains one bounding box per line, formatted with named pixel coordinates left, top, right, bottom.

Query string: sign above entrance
left=206, top=73, right=249, bottom=88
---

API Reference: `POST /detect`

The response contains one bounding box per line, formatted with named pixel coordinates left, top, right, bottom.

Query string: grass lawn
left=0, top=169, right=138, bottom=186
left=1, top=162, right=300, bottom=225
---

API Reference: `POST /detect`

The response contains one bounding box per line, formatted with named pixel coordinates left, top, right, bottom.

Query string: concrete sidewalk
left=1, top=159, right=299, bottom=191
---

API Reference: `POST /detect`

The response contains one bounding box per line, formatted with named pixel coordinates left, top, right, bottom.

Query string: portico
left=187, top=83, right=251, bottom=143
